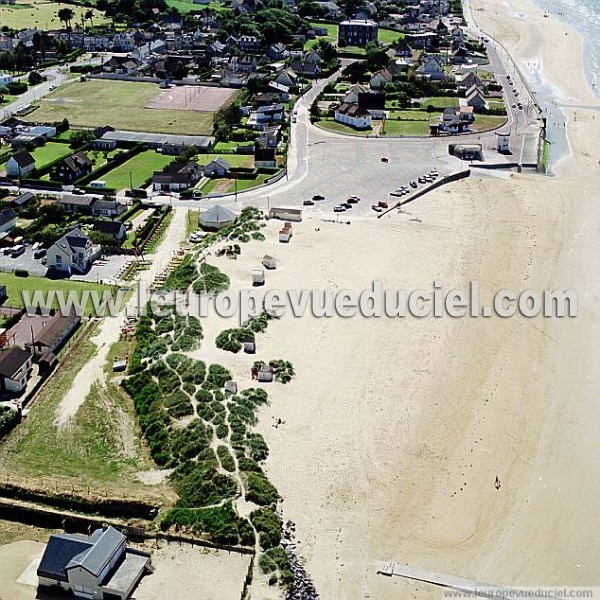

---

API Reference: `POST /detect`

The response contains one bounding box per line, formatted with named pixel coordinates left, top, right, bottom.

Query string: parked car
left=372, top=204, right=383, bottom=212
left=72, top=188, right=85, bottom=195
left=381, top=157, right=389, bottom=163
left=342, top=202, right=352, bottom=209
left=410, top=181, right=418, bottom=188
left=192, top=190, right=202, bottom=199
left=11, top=245, right=25, bottom=257
left=378, top=201, right=388, bottom=208
left=518, top=103, right=523, bottom=109
left=34, top=248, right=46, bottom=259
left=313, top=194, right=325, bottom=201
left=418, top=176, right=427, bottom=183
left=333, top=204, right=345, bottom=212
left=347, top=197, right=359, bottom=204
left=303, top=199, right=314, bottom=206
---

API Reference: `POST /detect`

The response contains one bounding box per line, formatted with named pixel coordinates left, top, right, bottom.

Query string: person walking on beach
left=494, top=476, right=501, bottom=490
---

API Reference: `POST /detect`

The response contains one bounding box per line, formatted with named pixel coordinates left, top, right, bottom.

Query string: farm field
left=102, top=150, right=173, bottom=190
left=0, top=0, right=108, bottom=30
left=25, top=80, right=217, bottom=135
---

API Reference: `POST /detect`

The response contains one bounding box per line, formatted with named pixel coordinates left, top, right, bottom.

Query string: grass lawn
left=102, top=150, right=173, bottom=190
left=387, top=109, right=432, bottom=120
left=0, top=327, right=168, bottom=501
left=0, top=0, right=108, bottom=30
left=30, top=142, right=72, bottom=169
left=383, top=119, right=431, bottom=136
left=166, top=0, right=228, bottom=12
left=471, top=114, right=507, bottom=132
left=418, top=96, right=461, bottom=109
left=0, top=273, right=113, bottom=316
left=212, top=141, right=240, bottom=152
left=308, top=21, right=338, bottom=44
left=379, top=28, right=405, bottom=44
left=201, top=172, right=273, bottom=195
left=196, top=153, right=254, bottom=168
left=186, top=209, right=200, bottom=235
left=26, top=79, right=216, bottom=135
left=315, top=119, right=373, bottom=136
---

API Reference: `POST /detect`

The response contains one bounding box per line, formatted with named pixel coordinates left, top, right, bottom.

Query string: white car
left=333, top=204, right=346, bottom=212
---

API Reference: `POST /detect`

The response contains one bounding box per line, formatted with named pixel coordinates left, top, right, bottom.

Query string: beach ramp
left=377, top=561, right=546, bottom=599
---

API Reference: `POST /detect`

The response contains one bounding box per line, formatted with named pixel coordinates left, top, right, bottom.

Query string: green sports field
left=0, top=0, right=108, bottom=31
left=26, top=80, right=216, bottom=135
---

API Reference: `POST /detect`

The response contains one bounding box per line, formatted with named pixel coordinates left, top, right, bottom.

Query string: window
left=56, top=255, right=62, bottom=265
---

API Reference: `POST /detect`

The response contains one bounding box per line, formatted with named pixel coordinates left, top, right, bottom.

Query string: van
left=11, top=245, right=25, bottom=257
left=90, top=180, right=107, bottom=189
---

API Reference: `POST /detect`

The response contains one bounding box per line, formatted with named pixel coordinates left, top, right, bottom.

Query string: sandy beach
left=207, top=0, right=600, bottom=597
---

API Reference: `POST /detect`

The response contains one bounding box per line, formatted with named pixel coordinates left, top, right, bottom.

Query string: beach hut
left=262, top=255, right=277, bottom=270
left=269, top=207, right=303, bottom=222
left=252, top=268, right=265, bottom=286
left=257, top=364, right=274, bottom=382
left=199, top=205, right=237, bottom=231
left=279, top=223, right=292, bottom=243
left=224, top=380, right=238, bottom=394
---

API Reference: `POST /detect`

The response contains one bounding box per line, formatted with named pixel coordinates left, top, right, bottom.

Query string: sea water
left=531, top=0, right=600, bottom=97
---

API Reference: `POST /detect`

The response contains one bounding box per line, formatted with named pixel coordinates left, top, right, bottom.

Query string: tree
left=69, top=129, right=95, bottom=148
left=0, top=85, right=8, bottom=103
left=57, top=7, right=75, bottom=30
left=366, top=42, right=390, bottom=70
left=84, top=9, right=95, bottom=30
left=28, top=71, right=45, bottom=86
left=314, top=39, right=336, bottom=64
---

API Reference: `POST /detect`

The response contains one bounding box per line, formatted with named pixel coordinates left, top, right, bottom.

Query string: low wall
left=378, top=169, right=471, bottom=218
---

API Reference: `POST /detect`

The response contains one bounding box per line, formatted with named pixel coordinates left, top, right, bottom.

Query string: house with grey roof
left=202, top=157, right=231, bottom=178
left=47, top=227, right=101, bottom=275
left=37, top=526, right=150, bottom=600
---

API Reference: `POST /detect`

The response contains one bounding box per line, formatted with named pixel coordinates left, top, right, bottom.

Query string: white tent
left=199, top=205, right=237, bottom=230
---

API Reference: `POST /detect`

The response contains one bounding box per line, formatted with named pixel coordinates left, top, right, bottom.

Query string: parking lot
left=0, top=246, right=132, bottom=284
left=0, top=247, right=46, bottom=277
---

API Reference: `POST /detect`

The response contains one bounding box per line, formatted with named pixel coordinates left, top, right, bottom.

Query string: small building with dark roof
left=55, top=152, right=93, bottom=183
left=93, top=220, right=127, bottom=241
left=10, top=191, right=34, bottom=209
left=0, top=208, right=17, bottom=233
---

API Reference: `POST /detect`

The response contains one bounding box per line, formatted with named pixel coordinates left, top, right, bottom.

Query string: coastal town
left=0, top=0, right=598, bottom=598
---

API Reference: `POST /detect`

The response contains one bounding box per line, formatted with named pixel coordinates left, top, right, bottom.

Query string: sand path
left=53, top=207, right=188, bottom=428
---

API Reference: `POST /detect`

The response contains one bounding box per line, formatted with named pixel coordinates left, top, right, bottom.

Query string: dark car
left=342, top=202, right=352, bottom=209
left=381, top=157, right=389, bottom=163
left=410, top=181, right=418, bottom=188
left=312, top=194, right=325, bottom=201
left=303, top=199, right=315, bottom=206
left=34, top=248, right=46, bottom=259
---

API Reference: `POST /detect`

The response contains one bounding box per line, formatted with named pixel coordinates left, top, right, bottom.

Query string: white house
left=5, top=150, right=36, bottom=178
left=334, top=103, right=372, bottom=129
left=275, top=68, right=298, bottom=88
left=344, top=83, right=369, bottom=104
left=0, top=347, right=32, bottom=393
left=0, top=72, right=13, bottom=85
left=416, top=57, right=446, bottom=80
left=370, top=68, right=393, bottom=90
left=47, top=227, right=101, bottom=275
left=37, top=526, right=150, bottom=600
